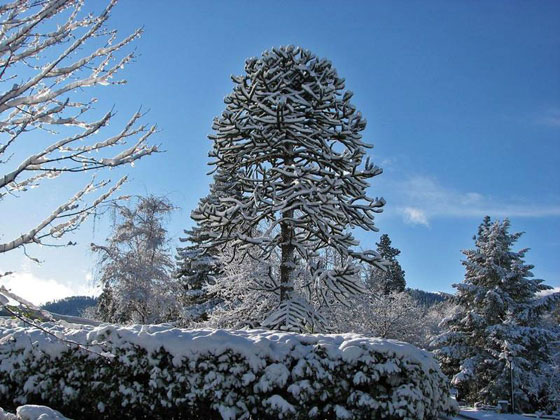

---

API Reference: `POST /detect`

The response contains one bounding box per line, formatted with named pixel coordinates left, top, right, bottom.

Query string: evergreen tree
left=175, top=169, right=237, bottom=323
left=196, top=46, right=385, bottom=332
left=366, top=234, right=406, bottom=294
left=434, top=217, right=559, bottom=412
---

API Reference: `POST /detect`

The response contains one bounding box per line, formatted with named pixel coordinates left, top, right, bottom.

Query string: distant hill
left=41, top=296, right=98, bottom=316
left=407, top=289, right=452, bottom=307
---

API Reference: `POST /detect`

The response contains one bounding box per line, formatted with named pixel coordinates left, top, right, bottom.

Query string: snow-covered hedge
left=0, top=321, right=456, bottom=419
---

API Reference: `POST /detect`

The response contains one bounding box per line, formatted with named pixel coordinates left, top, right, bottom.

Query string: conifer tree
left=196, top=46, right=385, bottom=331
left=366, top=234, right=406, bottom=294
left=434, top=217, right=559, bottom=412
left=175, top=169, right=238, bottom=323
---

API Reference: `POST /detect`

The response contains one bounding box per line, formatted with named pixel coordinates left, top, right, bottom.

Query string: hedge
left=0, top=320, right=457, bottom=419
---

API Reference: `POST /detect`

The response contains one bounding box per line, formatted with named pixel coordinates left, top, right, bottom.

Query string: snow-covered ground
left=452, top=408, right=560, bottom=419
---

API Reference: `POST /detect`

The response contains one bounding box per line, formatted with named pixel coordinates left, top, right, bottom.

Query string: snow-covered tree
left=366, top=233, right=406, bottom=294
left=175, top=227, right=218, bottom=324
left=203, top=245, right=277, bottom=329
left=0, top=0, right=157, bottom=259
left=331, top=290, right=428, bottom=347
left=434, top=217, right=559, bottom=412
left=91, top=195, right=178, bottom=324
left=175, top=169, right=241, bottom=323
left=196, top=46, right=385, bottom=332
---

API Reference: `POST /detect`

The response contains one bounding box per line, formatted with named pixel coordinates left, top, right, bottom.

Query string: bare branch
left=0, top=0, right=159, bottom=254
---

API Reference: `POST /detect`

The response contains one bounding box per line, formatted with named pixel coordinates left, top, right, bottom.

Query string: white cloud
left=537, top=108, right=560, bottom=128
left=392, top=176, right=560, bottom=226
left=402, top=207, right=429, bottom=226
left=536, top=286, right=560, bottom=298
left=0, top=271, right=97, bottom=306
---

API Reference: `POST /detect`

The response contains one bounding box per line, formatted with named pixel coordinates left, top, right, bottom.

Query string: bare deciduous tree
left=0, top=0, right=157, bottom=256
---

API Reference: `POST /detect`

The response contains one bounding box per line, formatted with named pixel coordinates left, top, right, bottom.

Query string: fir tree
left=196, top=46, right=385, bottom=331
left=434, top=217, right=559, bottom=412
left=175, top=169, right=238, bottom=323
left=366, top=234, right=406, bottom=294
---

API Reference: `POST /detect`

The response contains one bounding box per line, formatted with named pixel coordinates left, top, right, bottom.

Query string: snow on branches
left=433, top=217, right=559, bottom=413
left=196, top=46, right=385, bottom=331
left=0, top=0, right=157, bottom=255
left=91, top=196, right=178, bottom=324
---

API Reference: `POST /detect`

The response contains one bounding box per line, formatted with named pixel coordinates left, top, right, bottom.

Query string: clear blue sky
left=1, top=0, right=559, bottom=304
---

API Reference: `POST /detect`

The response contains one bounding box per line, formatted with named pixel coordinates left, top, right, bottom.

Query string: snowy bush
left=0, top=320, right=456, bottom=419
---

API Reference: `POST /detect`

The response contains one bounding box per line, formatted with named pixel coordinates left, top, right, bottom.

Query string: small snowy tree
left=175, top=226, right=219, bottom=324
left=197, top=46, right=385, bottom=331
left=91, top=196, right=178, bottom=324
left=366, top=233, right=406, bottom=294
left=175, top=169, right=241, bottom=323
left=434, top=217, right=559, bottom=412
left=0, top=0, right=157, bottom=258
left=331, top=290, right=428, bottom=347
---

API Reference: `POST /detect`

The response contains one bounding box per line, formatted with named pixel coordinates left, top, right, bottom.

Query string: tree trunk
left=279, top=146, right=295, bottom=303
left=280, top=212, right=295, bottom=302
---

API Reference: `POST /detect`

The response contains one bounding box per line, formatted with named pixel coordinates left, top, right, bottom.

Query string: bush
left=0, top=320, right=456, bottom=419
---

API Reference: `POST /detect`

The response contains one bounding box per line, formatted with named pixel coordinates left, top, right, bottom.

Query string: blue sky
left=1, top=0, right=559, bottom=304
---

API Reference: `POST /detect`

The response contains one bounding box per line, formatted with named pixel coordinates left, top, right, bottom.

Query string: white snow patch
left=16, top=405, right=69, bottom=420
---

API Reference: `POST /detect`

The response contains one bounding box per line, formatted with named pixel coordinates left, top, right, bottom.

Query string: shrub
left=0, top=321, right=456, bottom=419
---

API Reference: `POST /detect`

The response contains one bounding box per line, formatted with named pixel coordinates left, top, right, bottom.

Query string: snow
left=452, top=408, right=560, bottom=419
left=0, top=405, right=69, bottom=420
left=0, top=320, right=439, bottom=372
left=0, top=319, right=456, bottom=419
left=536, top=287, right=560, bottom=298
left=0, top=408, right=15, bottom=420
left=16, top=406, right=68, bottom=420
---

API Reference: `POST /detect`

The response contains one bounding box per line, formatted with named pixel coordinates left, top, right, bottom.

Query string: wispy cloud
left=536, top=108, right=560, bottom=128
left=391, top=176, right=560, bottom=226
left=0, top=270, right=98, bottom=306
left=401, top=207, right=429, bottom=226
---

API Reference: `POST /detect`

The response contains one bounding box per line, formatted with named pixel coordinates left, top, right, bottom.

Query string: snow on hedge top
left=0, top=320, right=438, bottom=373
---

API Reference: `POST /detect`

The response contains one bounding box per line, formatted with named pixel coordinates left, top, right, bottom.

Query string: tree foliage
left=366, top=233, right=406, bottom=294
left=175, top=169, right=242, bottom=324
left=331, top=290, right=428, bottom=347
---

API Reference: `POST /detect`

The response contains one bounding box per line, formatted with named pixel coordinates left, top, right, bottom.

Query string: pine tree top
left=455, top=217, right=552, bottom=325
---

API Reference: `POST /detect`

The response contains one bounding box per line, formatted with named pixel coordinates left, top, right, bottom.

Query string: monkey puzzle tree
left=196, top=46, right=385, bottom=331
